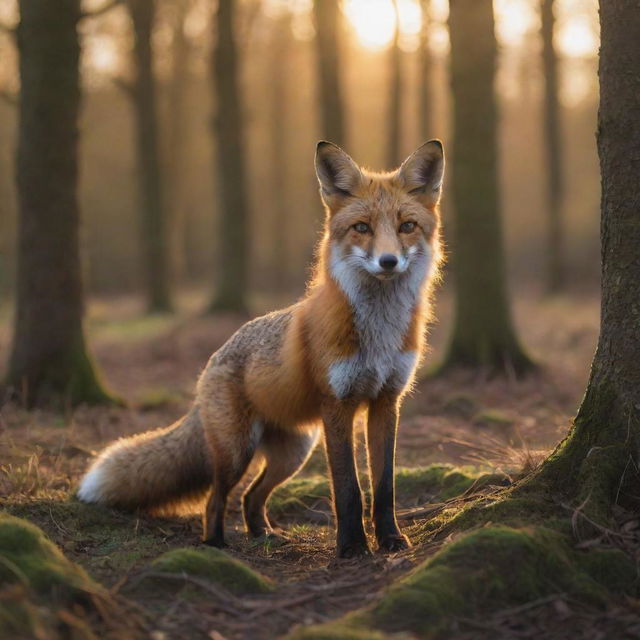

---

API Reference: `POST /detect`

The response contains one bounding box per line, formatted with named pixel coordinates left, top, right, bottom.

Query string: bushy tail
left=77, top=407, right=212, bottom=514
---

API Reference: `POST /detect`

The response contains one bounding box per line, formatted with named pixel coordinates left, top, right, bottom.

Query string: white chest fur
left=328, top=245, right=430, bottom=399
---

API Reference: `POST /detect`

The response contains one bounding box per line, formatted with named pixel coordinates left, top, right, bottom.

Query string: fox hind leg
left=200, top=390, right=262, bottom=547
left=242, top=426, right=319, bottom=538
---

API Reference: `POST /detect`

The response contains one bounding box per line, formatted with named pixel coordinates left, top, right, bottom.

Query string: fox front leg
left=367, top=393, right=410, bottom=552
left=321, top=398, right=371, bottom=558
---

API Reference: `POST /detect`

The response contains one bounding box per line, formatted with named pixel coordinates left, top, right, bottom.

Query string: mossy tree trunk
left=209, top=0, right=249, bottom=313
left=6, top=0, right=111, bottom=407
left=541, top=0, right=565, bottom=295
left=386, top=0, right=402, bottom=169
left=128, top=0, right=172, bottom=313
left=269, top=14, right=291, bottom=292
left=441, top=0, right=533, bottom=375
left=417, top=0, right=432, bottom=141
left=313, top=0, right=345, bottom=147
left=521, top=0, right=640, bottom=521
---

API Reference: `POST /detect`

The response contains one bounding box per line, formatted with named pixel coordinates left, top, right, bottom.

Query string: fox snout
left=379, top=253, right=398, bottom=271
left=373, top=252, right=406, bottom=279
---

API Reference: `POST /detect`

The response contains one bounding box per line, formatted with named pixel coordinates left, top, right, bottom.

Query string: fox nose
left=379, top=254, right=399, bottom=271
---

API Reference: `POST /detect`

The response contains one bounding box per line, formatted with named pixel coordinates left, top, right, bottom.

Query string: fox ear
left=398, top=140, right=445, bottom=207
left=315, top=141, right=363, bottom=206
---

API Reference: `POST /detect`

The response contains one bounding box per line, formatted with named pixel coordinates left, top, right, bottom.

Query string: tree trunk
left=166, top=0, right=191, bottom=284
left=524, top=0, right=640, bottom=520
left=541, top=0, right=565, bottom=294
left=313, top=0, right=345, bottom=146
left=386, top=0, right=402, bottom=169
left=6, top=0, right=111, bottom=407
left=417, top=0, right=432, bottom=141
left=440, top=0, right=533, bottom=375
left=269, top=14, right=291, bottom=292
left=128, top=0, right=172, bottom=312
left=209, top=0, right=249, bottom=313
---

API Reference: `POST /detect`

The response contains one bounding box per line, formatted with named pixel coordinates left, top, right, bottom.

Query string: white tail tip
left=77, top=463, right=107, bottom=503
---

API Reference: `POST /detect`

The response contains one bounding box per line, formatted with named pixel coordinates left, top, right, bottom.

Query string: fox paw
left=202, top=535, right=227, bottom=548
left=377, top=533, right=411, bottom=552
left=337, top=541, right=372, bottom=559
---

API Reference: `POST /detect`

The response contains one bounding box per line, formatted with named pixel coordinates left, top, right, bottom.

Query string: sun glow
left=557, top=14, right=598, bottom=57
left=344, top=0, right=422, bottom=51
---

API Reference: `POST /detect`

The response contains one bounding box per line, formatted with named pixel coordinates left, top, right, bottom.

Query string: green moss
left=288, top=622, right=388, bottom=640
left=269, top=476, right=332, bottom=519
left=0, top=514, right=98, bottom=597
left=294, top=525, right=638, bottom=639
left=396, top=464, right=507, bottom=503
left=151, top=547, right=274, bottom=595
left=6, top=499, right=179, bottom=579
left=0, top=514, right=106, bottom=639
left=472, top=409, right=515, bottom=429
left=270, top=465, right=506, bottom=521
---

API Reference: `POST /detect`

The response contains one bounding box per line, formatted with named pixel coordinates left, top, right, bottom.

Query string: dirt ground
left=4, top=286, right=638, bottom=639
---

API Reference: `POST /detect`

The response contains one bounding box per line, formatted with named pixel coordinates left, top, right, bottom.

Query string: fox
left=78, top=139, right=445, bottom=558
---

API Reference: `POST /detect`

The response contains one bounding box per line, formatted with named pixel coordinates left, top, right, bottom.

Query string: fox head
left=314, top=140, right=445, bottom=287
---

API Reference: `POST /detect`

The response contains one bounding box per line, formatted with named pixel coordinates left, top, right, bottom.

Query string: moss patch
left=270, top=476, right=332, bottom=519
left=150, top=547, right=274, bottom=595
left=288, top=623, right=388, bottom=640
left=291, top=525, right=638, bottom=639
left=0, top=514, right=109, bottom=639
left=5, top=498, right=192, bottom=584
left=270, top=464, right=507, bottom=521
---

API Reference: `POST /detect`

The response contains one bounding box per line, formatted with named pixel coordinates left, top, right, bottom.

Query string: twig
left=492, top=593, right=568, bottom=619
left=397, top=503, right=446, bottom=520
left=128, top=570, right=245, bottom=614
left=244, top=592, right=320, bottom=619
left=81, top=0, right=123, bottom=20
left=562, top=500, right=634, bottom=542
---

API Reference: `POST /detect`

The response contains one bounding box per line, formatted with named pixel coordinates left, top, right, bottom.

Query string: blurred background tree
left=314, top=0, right=345, bottom=146
left=5, top=0, right=111, bottom=406
left=386, top=0, right=402, bottom=168
left=126, top=0, right=173, bottom=313
left=209, top=0, right=250, bottom=313
left=441, top=0, right=533, bottom=374
left=417, top=0, right=432, bottom=140
left=541, top=0, right=565, bottom=295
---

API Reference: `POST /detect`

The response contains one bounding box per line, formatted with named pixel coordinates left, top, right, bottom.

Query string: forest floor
left=2, top=287, right=640, bottom=639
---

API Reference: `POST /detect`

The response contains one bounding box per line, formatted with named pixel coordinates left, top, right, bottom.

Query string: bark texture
left=441, top=0, right=533, bottom=374
left=128, top=0, right=172, bottom=312
left=526, top=0, right=640, bottom=518
left=541, top=0, right=565, bottom=294
left=313, top=0, right=345, bottom=146
left=6, top=0, right=110, bottom=406
left=209, top=0, right=250, bottom=312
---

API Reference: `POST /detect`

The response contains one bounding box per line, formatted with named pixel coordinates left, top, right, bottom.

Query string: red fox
left=78, top=140, right=445, bottom=557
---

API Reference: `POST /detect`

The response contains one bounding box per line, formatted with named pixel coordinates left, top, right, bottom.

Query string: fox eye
left=353, top=222, right=371, bottom=234
left=399, top=221, right=416, bottom=233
